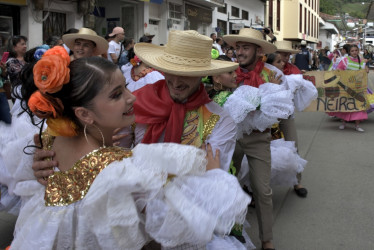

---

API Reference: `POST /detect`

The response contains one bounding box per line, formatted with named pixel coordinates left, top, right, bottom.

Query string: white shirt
left=107, top=40, right=123, bottom=62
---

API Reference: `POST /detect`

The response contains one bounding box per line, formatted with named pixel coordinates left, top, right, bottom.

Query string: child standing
left=331, top=44, right=368, bottom=132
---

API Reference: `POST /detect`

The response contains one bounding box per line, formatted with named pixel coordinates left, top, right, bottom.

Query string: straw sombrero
left=62, top=28, right=109, bottom=56
left=275, top=40, right=300, bottom=54
left=223, top=28, right=276, bottom=54
left=134, top=30, right=238, bottom=77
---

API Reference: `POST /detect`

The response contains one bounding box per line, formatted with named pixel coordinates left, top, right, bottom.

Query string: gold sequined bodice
left=42, top=133, right=132, bottom=206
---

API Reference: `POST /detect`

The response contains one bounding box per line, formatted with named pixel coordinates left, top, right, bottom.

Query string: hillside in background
left=320, top=0, right=371, bottom=19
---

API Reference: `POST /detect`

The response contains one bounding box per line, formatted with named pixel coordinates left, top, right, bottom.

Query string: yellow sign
left=0, top=0, right=27, bottom=5
left=303, top=70, right=369, bottom=112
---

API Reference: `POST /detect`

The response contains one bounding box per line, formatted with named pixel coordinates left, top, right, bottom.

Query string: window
left=169, top=2, right=182, bottom=19
left=242, top=10, right=248, bottom=20
left=231, top=6, right=239, bottom=18
left=217, top=3, right=227, bottom=14
left=269, top=0, right=273, bottom=28
left=43, top=11, right=66, bottom=44
left=299, top=4, right=302, bottom=33
left=304, top=7, right=307, bottom=34
left=308, top=10, right=310, bottom=35
left=276, top=0, right=280, bottom=31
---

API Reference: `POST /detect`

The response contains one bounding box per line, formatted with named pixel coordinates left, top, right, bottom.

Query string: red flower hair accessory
left=130, top=55, right=142, bottom=66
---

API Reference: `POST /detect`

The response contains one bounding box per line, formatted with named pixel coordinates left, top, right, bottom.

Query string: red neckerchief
left=235, top=59, right=265, bottom=88
left=133, top=80, right=211, bottom=143
left=283, top=62, right=302, bottom=75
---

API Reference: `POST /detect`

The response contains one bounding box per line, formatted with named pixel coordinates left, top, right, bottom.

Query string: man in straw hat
left=131, top=30, right=238, bottom=170
left=275, top=40, right=309, bottom=198
left=293, top=40, right=311, bottom=72
left=62, top=27, right=108, bottom=61
left=223, top=28, right=278, bottom=250
left=131, top=30, right=243, bottom=249
left=275, top=40, right=302, bottom=75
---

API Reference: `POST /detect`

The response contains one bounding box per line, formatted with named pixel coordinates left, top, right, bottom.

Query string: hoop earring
left=213, top=82, right=223, bottom=91
left=84, top=123, right=105, bottom=148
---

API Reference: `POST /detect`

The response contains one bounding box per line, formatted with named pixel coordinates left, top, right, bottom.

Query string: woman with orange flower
left=121, top=48, right=164, bottom=92
left=0, top=47, right=250, bottom=249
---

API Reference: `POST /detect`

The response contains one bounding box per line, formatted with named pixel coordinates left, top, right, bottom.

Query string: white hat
left=301, top=40, right=307, bottom=45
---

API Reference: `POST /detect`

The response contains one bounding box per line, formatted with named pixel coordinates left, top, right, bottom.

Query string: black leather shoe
left=294, top=187, right=308, bottom=198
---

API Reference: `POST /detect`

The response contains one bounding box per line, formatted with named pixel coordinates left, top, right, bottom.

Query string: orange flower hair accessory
left=46, top=116, right=78, bottom=137
left=28, top=91, right=64, bottom=119
left=33, top=46, right=70, bottom=94
left=43, top=45, right=71, bottom=65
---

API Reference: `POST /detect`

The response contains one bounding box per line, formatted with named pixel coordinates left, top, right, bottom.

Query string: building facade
left=266, top=0, right=320, bottom=46
left=1, top=0, right=267, bottom=51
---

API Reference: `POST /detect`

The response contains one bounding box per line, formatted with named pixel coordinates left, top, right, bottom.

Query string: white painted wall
left=21, top=0, right=82, bottom=49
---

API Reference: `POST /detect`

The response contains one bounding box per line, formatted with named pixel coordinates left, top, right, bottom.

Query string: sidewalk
left=246, top=109, right=374, bottom=249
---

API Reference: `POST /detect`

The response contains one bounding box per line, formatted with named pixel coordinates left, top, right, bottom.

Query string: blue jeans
left=0, top=92, right=11, bottom=124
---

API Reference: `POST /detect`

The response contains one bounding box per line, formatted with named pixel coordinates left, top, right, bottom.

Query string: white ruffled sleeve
left=146, top=169, right=250, bottom=247
left=224, top=83, right=294, bottom=138
left=285, top=75, right=318, bottom=111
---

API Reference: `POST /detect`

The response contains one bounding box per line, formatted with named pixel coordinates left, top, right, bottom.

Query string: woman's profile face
left=215, top=70, right=237, bottom=89
left=271, top=54, right=285, bottom=71
left=14, top=39, right=27, bottom=57
left=90, top=69, right=136, bottom=131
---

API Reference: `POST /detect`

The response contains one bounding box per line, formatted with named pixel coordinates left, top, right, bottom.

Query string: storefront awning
left=139, top=0, right=163, bottom=4
left=0, top=0, right=26, bottom=5
left=187, top=0, right=224, bottom=8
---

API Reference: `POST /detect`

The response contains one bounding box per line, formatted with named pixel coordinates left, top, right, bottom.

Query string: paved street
left=246, top=72, right=374, bottom=249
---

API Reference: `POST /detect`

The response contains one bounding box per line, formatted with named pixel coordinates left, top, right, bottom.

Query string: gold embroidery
left=202, top=114, right=220, bottom=142
left=43, top=133, right=132, bottom=206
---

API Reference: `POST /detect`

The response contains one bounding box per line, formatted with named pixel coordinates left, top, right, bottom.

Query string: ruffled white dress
left=121, top=63, right=165, bottom=92
left=0, top=93, right=40, bottom=215
left=2, top=141, right=251, bottom=250
left=238, top=139, right=307, bottom=188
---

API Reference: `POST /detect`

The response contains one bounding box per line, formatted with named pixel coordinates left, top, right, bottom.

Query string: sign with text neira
left=303, top=70, right=369, bottom=112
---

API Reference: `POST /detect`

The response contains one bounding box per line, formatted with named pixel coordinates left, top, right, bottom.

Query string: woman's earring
left=213, top=81, right=223, bottom=91
left=84, top=123, right=105, bottom=148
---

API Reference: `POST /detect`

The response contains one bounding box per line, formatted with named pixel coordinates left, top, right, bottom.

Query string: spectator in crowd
left=118, top=37, right=135, bottom=68
left=213, top=37, right=225, bottom=55
left=0, top=60, right=10, bottom=124
left=293, top=40, right=311, bottom=72
left=62, top=27, right=108, bottom=61
left=210, top=32, right=217, bottom=43
left=45, top=36, right=63, bottom=48
left=61, top=28, right=79, bottom=55
left=6, top=35, right=28, bottom=87
left=226, top=48, right=237, bottom=62
left=107, top=26, right=125, bottom=64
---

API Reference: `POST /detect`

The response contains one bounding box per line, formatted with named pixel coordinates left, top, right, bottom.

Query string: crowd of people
left=0, top=25, right=370, bottom=250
